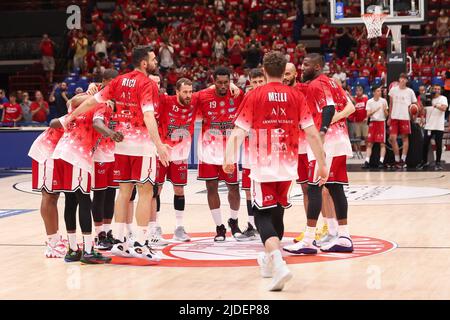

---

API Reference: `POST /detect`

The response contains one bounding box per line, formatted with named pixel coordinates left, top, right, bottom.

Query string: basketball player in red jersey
left=284, top=62, right=338, bottom=243
left=196, top=66, right=250, bottom=242
left=240, top=68, right=267, bottom=240
left=70, top=46, right=169, bottom=262
left=224, top=51, right=327, bottom=291
left=284, top=53, right=356, bottom=254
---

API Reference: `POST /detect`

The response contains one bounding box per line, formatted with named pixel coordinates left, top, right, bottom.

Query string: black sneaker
left=106, top=230, right=115, bottom=245
left=214, top=224, right=227, bottom=242
left=435, top=163, right=443, bottom=171
left=417, top=162, right=429, bottom=170
left=361, top=161, right=370, bottom=169
left=242, top=223, right=260, bottom=241
left=81, top=250, right=112, bottom=264
left=94, top=231, right=110, bottom=250
left=228, top=218, right=251, bottom=241
left=64, top=247, right=82, bottom=262
left=378, top=161, right=385, bottom=169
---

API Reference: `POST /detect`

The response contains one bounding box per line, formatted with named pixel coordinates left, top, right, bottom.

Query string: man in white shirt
left=388, top=73, right=418, bottom=169
left=332, top=65, right=347, bottom=84
left=362, top=86, right=389, bottom=169
left=418, top=85, right=449, bottom=171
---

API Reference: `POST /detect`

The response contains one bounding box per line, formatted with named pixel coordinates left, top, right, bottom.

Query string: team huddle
left=29, top=46, right=356, bottom=291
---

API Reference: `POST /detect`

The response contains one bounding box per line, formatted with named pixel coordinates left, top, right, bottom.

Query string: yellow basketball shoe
left=315, top=224, right=328, bottom=241
left=293, top=232, right=304, bottom=243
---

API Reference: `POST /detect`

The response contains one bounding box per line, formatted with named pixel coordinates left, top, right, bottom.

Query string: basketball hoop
left=362, top=6, right=388, bottom=39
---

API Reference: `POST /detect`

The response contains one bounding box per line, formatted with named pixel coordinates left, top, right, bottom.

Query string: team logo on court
left=108, top=233, right=396, bottom=267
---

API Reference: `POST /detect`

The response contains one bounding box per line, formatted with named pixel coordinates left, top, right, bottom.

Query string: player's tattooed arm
left=223, top=126, right=246, bottom=174
left=93, top=119, right=124, bottom=142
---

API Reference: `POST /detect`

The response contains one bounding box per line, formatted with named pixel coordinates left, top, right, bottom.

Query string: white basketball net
left=362, top=12, right=388, bottom=39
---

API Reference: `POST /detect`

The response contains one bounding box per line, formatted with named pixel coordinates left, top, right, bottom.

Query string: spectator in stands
left=20, top=92, right=32, bottom=123
left=302, top=0, right=316, bottom=29
left=418, top=85, right=449, bottom=171
left=436, top=10, right=449, bottom=39
left=30, top=91, right=49, bottom=123
left=92, top=60, right=106, bottom=82
left=212, top=35, right=226, bottom=60
left=49, top=82, right=69, bottom=117
left=159, top=39, right=175, bottom=73
left=349, top=85, right=369, bottom=153
left=335, top=28, right=356, bottom=58
left=1, top=92, right=22, bottom=124
left=245, top=40, right=262, bottom=68
left=93, top=33, right=108, bottom=57
left=0, top=89, right=8, bottom=121
left=73, top=30, right=88, bottom=72
left=332, top=65, right=347, bottom=84
left=40, top=34, right=56, bottom=83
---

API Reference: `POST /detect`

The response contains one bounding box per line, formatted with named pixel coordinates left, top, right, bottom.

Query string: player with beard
left=69, top=46, right=169, bottom=262
left=284, top=53, right=356, bottom=254
left=283, top=62, right=339, bottom=244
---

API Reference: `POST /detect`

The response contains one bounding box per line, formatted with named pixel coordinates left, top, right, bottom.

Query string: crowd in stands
left=2, top=0, right=449, bottom=128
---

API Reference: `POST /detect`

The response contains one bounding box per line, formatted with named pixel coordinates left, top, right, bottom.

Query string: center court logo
left=108, top=232, right=396, bottom=267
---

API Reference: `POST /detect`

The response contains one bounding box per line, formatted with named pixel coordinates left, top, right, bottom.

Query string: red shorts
left=52, top=159, right=92, bottom=194
left=241, top=168, right=251, bottom=190
left=252, top=180, right=293, bottom=209
left=296, top=153, right=309, bottom=184
left=308, top=155, right=348, bottom=185
left=389, top=119, right=411, bottom=136
left=92, top=162, right=117, bottom=190
left=113, top=154, right=156, bottom=184
left=156, top=159, right=188, bottom=186
left=32, top=159, right=57, bottom=193
left=367, top=121, right=386, bottom=143
left=197, top=161, right=239, bottom=184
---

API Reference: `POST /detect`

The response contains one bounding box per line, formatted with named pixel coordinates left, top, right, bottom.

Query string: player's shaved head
left=305, top=53, right=325, bottom=68
left=283, top=62, right=297, bottom=86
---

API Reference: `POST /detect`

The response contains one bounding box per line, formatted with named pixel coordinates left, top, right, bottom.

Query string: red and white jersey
left=295, top=82, right=309, bottom=154
left=157, top=94, right=198, bottom=161
left=94, top=69, right=159, bottom=157
left=305, top=74, right=352, bottom=160
left=52, top=106, right=101, bottom=174
left=234, top=82, right=313, bottom=182
left=92, top=103, right=115, bottom=163
left=28, top=127, right=64, bottom=164
left=349, top=95, right=368, bottom=122
left=196, top=88, right=244, bottom=165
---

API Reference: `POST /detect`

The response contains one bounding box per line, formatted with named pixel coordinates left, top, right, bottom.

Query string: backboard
left=328, top=0, right=427, bottom=25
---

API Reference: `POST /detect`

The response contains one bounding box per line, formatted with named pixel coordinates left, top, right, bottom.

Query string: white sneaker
left=257, top=252, right=273, bottom=278
left=148, top=233, right=170, bottom=248
left=111, top=239, right=132, bottom=258
left=320, top=236, right=354, bottom=253
left=173, top=226, right=191, bottom=242
left=283, top=241, right=318, bottom=255
left=268, top=262, right=293, bottom=291
left=45, top=238, right=67, bottom=258
left=129, top=242, right=161, bottom=262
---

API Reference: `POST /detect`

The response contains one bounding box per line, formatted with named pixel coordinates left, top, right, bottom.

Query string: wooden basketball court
left=1, top=167, right=449, bottom=300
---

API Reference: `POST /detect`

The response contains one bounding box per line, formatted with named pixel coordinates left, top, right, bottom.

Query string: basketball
left=410, top=104, right=419, bottom=115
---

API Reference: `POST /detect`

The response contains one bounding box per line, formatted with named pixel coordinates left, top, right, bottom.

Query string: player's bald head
left=285, top=63, right=296, bottom=73
left=283, top=62, right=297, bottom=87
left=305, top=53, right=325, bottom=68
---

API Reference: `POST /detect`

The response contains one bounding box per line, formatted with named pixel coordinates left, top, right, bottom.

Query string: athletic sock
left=246, top=200, right=255, bottom=227
left=365, top=157, right=370, bottom=163
left=68, top=233, right=78, bottom=251
left=270, top=249, right=284, bottom=268
left=175, top=210, right=184, bottom=228
left=116, top=222, right=126, bottom=242
left=148, top=221, right=157, bottom=234
left=338, top=224, right=350, bottom=238
left=401, top=154, right=407, bottom=162
left=48, top=233, right=59, bottom=247
left=103, top=224, right=112, bottom=234
left=230, top=209, right=239, bottom=220
left=94, top=225, right=103, bottom=236
left=83, top=235, right=93, bottom=253
left=126, top=223, right=133, bottom=235
left=155, top=211, right=161, bottom=228
left=304, top=226, right=316, bottom=245
left=211, top=208, right=222, bottom=226
left=380, top=157, right=384, bottom=162
left=248, top=216, right=255, bottom=228
left=135, top=226, right=147, bottom=246
left=326, top=218, right=338, bottom=236
left=395, top=155, right=400, bottom=162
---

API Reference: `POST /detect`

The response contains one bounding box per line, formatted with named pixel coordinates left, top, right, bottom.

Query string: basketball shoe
left=95, top=231, right=113, bottom=251
left=257, top=252, right=273, bottom=278
left=81, top=249, right=112, bottom=264
left=129, top=241, right=161, bottom=262
left=148, top=231, right=170, bottom=248
left=45, top=237, right=67, bottom=258
left=242, top=223, right=260, bottom=241
left=320, top=236, right=354, bottom=253
left=228, top=218, right=251, bottom=241
left=173, top=226, right=191, bottom=242
left=64, top=247, right=82, bottom=262
left=315, top=232, right=338, bottom=248
left=268, top=261, right=293, bottom=291
left=111, top=238, right=132, bottom=257
left=293, top=225, right=326, bottom=243
left=283, top=241, right=318, bottom=255
left=214, top=224, right=227, bottom=242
